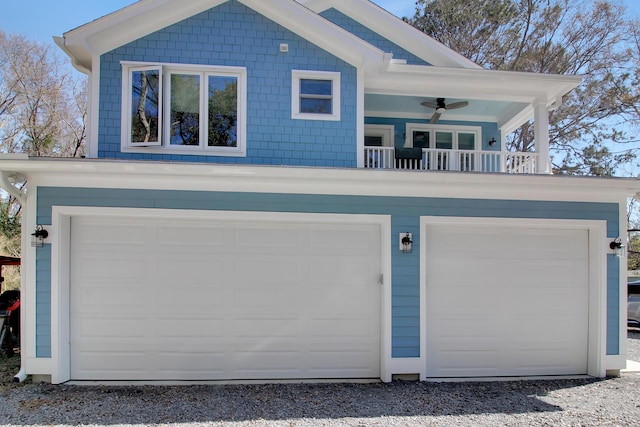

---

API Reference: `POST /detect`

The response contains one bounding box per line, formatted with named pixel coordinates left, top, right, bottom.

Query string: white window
left=291, top=70, right=340, bottom=121
left=121, top=62, right=246, bottom=156
left=405, top=123, right=481, bottom=171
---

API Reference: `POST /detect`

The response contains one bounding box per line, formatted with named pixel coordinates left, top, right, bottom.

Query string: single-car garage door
left=70, top=214, right=382, bottom=381
left=425, top=222, right=589, bottom=378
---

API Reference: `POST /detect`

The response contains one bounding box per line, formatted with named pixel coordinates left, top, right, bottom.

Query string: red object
left=6, top=300, right=19, bottom=312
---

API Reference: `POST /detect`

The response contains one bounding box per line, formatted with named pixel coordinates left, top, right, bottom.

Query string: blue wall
left=320, top=8, right=430, bottom=66
left=365, top=117, right=501, bottom=152
left=35, top=186, right=621, bottom=360
left=99, top=0, right=357, bottom=167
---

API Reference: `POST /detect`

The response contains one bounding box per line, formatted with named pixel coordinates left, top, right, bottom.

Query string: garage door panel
left=73, top=221, right=147, bottom=246
left=158, top=225, right=226, bottom=246
left=155, top=257, right=230, bottom=284
left=70, top=215, right=381, bottom=381
left=426, top=223, right=589, bottom=378
left=230, top=257, right=302, bottom=284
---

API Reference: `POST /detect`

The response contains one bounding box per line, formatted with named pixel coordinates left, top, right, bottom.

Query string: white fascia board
left=1, top=158, right=638, bottom=204
left=242, top=0, right=384, bottom=69
left=61, top=0, right=222, bottom=71
left=59, top=0, right=386, bottom=73
left=301, top=0, right=481, bottom=69
left=376, top=64, right=583, bottom=102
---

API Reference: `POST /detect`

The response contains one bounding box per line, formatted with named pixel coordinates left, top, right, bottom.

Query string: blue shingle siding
left=35, top=187, right=620, bottom=359
left=320, top=8, right=430, bottom=66
left=98, top=0, right=357, bottom=166
left=607, top=255, right=620, bottom=355
left=35, top=245, right=52, bottom=358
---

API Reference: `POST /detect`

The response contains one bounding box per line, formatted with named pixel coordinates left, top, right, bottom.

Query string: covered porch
left=359, top=61, right=583, bottom=175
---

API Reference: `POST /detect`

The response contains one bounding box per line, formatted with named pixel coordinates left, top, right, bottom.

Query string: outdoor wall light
left=31, top=225, right=49, bottom=248
left=400, top=232, right=413, bottom=254
left=609, top=237, right=625, bottom=258
left=488, top=137, right=497, bottom=146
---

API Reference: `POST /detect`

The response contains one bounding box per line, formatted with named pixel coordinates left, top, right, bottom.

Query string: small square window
left=292, top=70, right=340, bottom=121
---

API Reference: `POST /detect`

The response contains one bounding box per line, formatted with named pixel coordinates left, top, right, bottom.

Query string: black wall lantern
left=400, top=232, right=413, bottom=254
left=609, top=237, right=625, bottom=258
left=488, top=137, right=497, bottom=146
left=31, top=225, right=49, bottom=248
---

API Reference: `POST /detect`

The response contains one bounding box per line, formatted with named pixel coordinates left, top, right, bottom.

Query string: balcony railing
left=364, top=147, right=539, bottom=174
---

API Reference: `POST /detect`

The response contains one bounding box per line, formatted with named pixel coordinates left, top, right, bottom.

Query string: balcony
left=364, top=147, right=540, bottom=174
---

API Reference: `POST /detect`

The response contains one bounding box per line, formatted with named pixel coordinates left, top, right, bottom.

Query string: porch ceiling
left=364, top=94, right=523, bottom=124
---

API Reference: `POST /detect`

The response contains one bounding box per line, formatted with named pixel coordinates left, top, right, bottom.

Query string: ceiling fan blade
left=445, top=101, right=469, bottom=110
left=421, top=101, right=438, bottom=109
left=430, top=112, right=441, bottom=123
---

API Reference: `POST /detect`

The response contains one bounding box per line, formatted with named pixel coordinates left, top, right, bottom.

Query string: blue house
left=0, top=0, right=637, bottom=383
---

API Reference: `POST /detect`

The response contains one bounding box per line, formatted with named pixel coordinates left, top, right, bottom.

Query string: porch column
left=534, top=102, right=551, bottom=174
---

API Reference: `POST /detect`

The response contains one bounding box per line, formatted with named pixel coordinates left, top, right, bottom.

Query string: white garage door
left=425, top=223, right=589, bottom=378
left=70, top=214, right=382, bottom=381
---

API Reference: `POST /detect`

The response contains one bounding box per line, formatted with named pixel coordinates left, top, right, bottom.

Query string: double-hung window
left=291, top=70, right=340, bottom=121
left=122, top=62, right=246, bottom=156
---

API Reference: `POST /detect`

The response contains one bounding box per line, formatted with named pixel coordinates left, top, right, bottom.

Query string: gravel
left=0, top=334, right=638, bottom=427
left=627, top=330, right=640, bottom=362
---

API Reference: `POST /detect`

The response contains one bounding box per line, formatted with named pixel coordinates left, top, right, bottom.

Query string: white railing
left=364, top=147, right=540, bottom=174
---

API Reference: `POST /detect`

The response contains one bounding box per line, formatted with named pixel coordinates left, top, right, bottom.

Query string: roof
left=298, top=0, right=481, bottom=69
left=55, top=0, right=387, bottom=73
left=54, top=0, right=583, bottom=133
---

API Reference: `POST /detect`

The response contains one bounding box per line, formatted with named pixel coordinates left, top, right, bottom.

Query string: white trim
left=291, top=70, right=341, bottom=121
left=59, top=0, right=385, bottom=72
left=364, top=124, right=394, bottom=148
left=1, top=159, right=639, bottom=203
left=405, top=123, right=481, bottom=150
left=300, top=0, right=480, bottom=69
left=356, top=68, right=365, bottom=168
left=617, top=196, right=629, bottom=366
left=49, top=206, right=392, bottom=384
left=121, top=65, right=163, bottom=147
left=420, top=216, right=608, bottom=378
left=88, top=57, right=101, bottom=158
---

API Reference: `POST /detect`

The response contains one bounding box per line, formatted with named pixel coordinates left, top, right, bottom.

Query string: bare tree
left=0, top=31, right=87, bottom=157
left=410, top=0, right=638, bottom=176
left=0, top=31, right=88, bottom=257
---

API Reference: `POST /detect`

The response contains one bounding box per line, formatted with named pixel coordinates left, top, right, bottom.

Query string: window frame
left=123, top=65, right=163, bottom=147
left=121, top=61, right=247, bottom=157
left=291, top=70, right=341, bottom=121
left=405, top=123, right=481, bottom=150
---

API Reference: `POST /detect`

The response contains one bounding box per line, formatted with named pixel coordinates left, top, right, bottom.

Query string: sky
left=1, top=0, right=638, bottom=48
left=0, top=1, right=414, bottom=46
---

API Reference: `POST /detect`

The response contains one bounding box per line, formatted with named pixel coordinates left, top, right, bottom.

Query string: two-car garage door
left=69, top=214, right=382, bottom=381
left=424, top=222, right=590, bottom=378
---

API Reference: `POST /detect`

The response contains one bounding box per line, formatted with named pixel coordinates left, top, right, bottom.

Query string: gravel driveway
left=0, top=332, right=638, bottom=427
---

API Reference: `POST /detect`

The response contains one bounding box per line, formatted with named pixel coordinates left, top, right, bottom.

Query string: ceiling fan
left=421, top=98, right=469, bottom=124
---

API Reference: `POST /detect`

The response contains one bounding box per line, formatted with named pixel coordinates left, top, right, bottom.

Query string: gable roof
left=55, top=0, right=387, bottom=73
left=55, top=0, right=582, bottom=134
left=298, top=0, right=481, bottom=69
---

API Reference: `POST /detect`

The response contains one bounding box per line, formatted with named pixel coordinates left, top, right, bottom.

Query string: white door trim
left=50, top=206, right=391, bottom=384
left=364, top=124, right=394, bottom=147
left=419, top=216, right=608, bottom=379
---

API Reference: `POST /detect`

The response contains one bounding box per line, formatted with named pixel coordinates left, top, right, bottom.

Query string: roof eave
left=300, top=0, right=482, bottom=69
left=57, top=0, right=386, bottom=73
